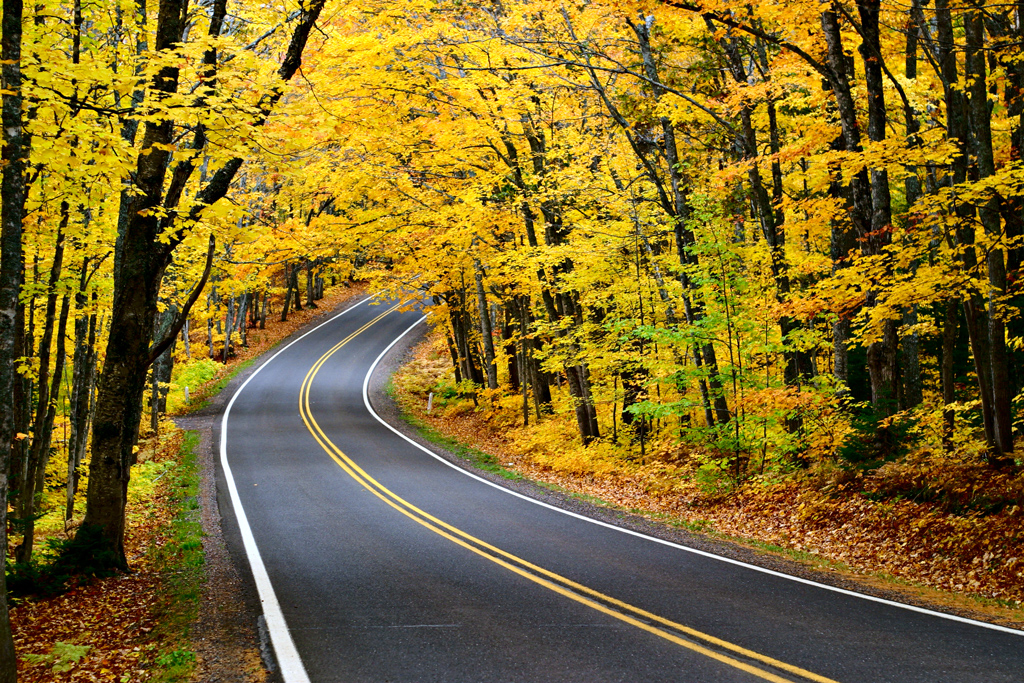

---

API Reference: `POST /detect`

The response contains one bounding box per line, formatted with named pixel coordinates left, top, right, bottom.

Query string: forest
left=2, top=0, right=1024, bottom=678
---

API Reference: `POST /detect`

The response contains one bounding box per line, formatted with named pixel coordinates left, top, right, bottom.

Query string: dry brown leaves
left=10, top=431, right=183, bottom=683
left=10, top=284, right=369, bottom=681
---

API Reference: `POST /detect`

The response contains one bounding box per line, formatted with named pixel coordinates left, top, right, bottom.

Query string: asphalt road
left=219, top=298, right=1024, bottom=683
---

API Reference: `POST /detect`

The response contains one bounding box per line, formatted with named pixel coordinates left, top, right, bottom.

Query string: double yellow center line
left=298, top=304, right=840, bottom=683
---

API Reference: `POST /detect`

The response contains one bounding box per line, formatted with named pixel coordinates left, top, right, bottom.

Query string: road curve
left=220, top=298, right=1024, bottom=683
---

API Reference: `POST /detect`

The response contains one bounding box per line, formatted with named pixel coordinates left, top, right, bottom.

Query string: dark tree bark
left=941, top=300, right=959, bottom=448
left=150, top=302, right=177, bottom=430
left=68, top=282, right=98, bottom=521
left=291, top=262, right=303, bottom=312
left=474, top=259, right=498, bottom=390
left=260, top=288, right=268, bottom=329
left=966, top=1, right=1013, bottom=456
left=280, top=262, right=292, bottom=322
left=77, top=0, right=328, bottom=568
left=820, top=2, right=899, bottom=415
left=0, top=0, right=25, bottom=672
left=16, top=216, right=68, bottom=563
left=447, top=288, right=485, bottom=386
left=305, top=259, right=317, bottom=309
left=501, top=305, right=520, bottom=392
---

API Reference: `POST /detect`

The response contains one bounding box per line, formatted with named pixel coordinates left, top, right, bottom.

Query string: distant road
left=220, top=298, right=1024, bottom=683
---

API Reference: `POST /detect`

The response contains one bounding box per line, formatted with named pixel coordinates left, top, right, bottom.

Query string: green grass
left=148, top=430, right=204, bottom=682
left=174, top=357, right=257, bottom=414
left=398, top=410, right=523, bottom=481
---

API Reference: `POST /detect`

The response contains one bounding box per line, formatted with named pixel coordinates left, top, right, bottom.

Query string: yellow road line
left=299, top=309, right=841, bottom=683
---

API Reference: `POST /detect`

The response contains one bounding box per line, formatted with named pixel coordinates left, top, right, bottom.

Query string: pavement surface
left=217, top=297, right=1024, bottom=683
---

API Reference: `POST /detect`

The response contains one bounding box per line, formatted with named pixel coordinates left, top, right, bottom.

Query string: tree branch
left=147, top=234, right=215, bottom=366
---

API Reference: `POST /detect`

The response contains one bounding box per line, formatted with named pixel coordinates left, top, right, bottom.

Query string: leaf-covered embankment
left=9, top=282, right=367, bottom=682
left=393, top=333, right=1024, bottom=623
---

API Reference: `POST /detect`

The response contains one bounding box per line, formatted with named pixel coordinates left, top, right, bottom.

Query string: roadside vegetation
left=393, top=334, right=1024, bottom=621
left=3, top=0, right=1024, bottom=675
left=6, top=284, right=365, bottom=680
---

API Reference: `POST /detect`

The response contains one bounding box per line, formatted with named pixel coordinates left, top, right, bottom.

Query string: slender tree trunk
left=901, top=0, right=924, bottom=409
left=150, top=303, right=177, bottom=432
left=68, top=294, right=98, bottom=521
left=182, top=317, right=191, bottom=358
left=473, top=259, right=498, bottom=390
left=238, top=292, right=248, bottom=347
left=16, top=217, right=67, bottom=563
left=224, top=295, right=234, bottom=361
left=280, top=263, right=292, bottom=322
left=855, top=0, right=899, bottom=414
left=501, top=305, right=520, bottom=392
left=0, top=0, right=23, bottom=661
left=966, top=1, right=1013, bottom=457
left=68, top=262, right=91, bottom=519
left=291, top=263, right=303, bottom=312
left=941, top=300, right=959, bottom=448
left=305, top=260, right=317, bottom=308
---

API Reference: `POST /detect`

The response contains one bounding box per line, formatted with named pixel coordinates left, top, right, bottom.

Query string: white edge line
left=220, top=295, right=374, bottom=683
left=362, top=314, right=1024, bottom=638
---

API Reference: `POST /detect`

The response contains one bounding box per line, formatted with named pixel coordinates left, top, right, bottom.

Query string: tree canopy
left=2, top=0, right=1024, bottom=677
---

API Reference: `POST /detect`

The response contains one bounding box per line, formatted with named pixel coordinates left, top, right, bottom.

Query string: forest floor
left=8, top=282, right=368, bottom=683
left=390, top=333, right=1024, bottom=631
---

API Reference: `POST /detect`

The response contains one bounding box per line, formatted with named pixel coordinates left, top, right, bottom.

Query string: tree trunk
left=473, top=259, right=498, bottom=390
left=224, top=295, right=234, bottom=361
left=238, top=292, right=248, bottom=347
left=182, top=316, right=191, bottom=358
left=291, top=263, right=303, bottom=312
left=280, top=262, right=292, bottom=322
left=941, top=300, right=958, bottom=448
left=77, top=0, right=328, bottom=567
left=150, top=303, right=177, bottom=432
left=68, top=291, right=98, bottom=521
left=966, top=0, right=1013, bottom=456
left=0, top=0, right=23, bottom=668
left=305, top=260, right=317, bottom=308
left=502, top=305, right=520, bottom=392
left=16, top=217, right=67, bottom=563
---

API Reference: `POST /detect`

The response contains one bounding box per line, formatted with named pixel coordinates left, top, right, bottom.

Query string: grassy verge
left=386, top=380, right=522, bottom=480
left=177, top=357, right=258, bottom=414
left=148, top=430, right=204, bottom=682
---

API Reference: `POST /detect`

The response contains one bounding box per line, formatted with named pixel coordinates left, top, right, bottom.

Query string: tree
left=77, top=0, right=328, bottom=569
left=0, top=0, right=26, bottom=673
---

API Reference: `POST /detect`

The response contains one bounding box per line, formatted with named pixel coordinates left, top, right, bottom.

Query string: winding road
left=218, top=297, right=1024, bottom=683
